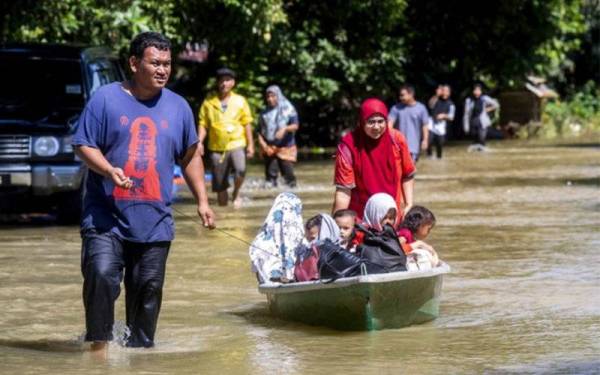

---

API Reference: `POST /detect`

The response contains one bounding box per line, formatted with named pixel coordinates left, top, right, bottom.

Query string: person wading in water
left=73, top=32, right=215, bottom=356
left=198, top=68, right=254, bottom=208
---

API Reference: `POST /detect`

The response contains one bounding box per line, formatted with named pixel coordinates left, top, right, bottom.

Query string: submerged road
left=0, top=140, right=599, bottom=374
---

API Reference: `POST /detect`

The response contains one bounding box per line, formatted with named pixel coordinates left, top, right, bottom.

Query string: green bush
left=2, top=0, right=593, bottom=145
left=540, top=81, right=600, bottom=138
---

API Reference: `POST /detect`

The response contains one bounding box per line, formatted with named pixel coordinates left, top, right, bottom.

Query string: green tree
left=402, top=0, right=585, bottom=93
left=1, top=0, right=593, bottom=144
left=1, top=0, right=178, bottom=54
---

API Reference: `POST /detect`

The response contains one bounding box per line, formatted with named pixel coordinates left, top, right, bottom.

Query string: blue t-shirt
left=388, top=102, right=429, bottom=155
left=72, top=82, right=198, bottom=242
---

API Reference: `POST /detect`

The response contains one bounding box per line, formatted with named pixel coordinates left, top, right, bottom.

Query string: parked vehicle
left=0, top=44, right=124, bottom=223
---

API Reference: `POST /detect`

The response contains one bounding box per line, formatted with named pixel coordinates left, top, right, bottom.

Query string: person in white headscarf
left=363, top=193, right=398, bottom=232
left=258, top=85, right=299, bottom=187
left=362, top=194, right=439, bottom=270
left=249, top=192, right=343, bottom=284
left=249, top=192, right=304, bottom=283
left=315, top=213, right=341, bottom=244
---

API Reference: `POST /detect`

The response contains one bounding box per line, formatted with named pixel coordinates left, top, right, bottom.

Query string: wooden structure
left=499, top=76, right=558, bottom=127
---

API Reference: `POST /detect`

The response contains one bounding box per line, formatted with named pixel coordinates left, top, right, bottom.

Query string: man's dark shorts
left=209, top=147, right=246, bottom=192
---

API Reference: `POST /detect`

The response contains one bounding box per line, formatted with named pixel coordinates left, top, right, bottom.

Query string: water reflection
left=247, top=326, right=300, bottom=374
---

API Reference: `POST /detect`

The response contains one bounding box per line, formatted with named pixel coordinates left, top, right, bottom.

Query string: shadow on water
left=555, top=142, right=600, bottom=149
left=0, top=338, right=84, bottom=353
left=454, top=176, right=600, bottom=187
left=563, top=177, right=600, bottom=186
left=226, top=303, right=299, bottom=330
left=0, top=213, right=78, bottom=228
left=484, top=360, right=600, bottom=375
left=225, top=303, right=352, bottom=336
left=525, top=142, right=600, bottom=149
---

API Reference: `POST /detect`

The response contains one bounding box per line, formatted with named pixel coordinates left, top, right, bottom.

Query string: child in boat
left=357, top=193, right=407, bottom=271
left=304, top=213, right=342, bottom=244
left=304, top=214, right=322, bottom=243
left=363, top=193, right=398, bottom=231
left=398, top=206, right=440, bottom=268
left=333, top=209, right=358, bottom=252
left=294, top=213, right=342, bottom=282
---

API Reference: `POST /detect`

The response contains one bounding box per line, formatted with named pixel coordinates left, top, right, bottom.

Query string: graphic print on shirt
left=113, top=116, right=161, bottom=201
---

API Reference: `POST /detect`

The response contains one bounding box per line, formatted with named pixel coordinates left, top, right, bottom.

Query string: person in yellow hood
left=199, top=68, right=254, bottom=207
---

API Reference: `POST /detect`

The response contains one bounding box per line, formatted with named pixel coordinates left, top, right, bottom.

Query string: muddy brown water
left=0, top=140, right=599, bottom=374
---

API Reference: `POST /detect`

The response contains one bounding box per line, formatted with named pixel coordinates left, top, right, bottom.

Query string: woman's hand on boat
left=198, top=203, right=216, bottom=229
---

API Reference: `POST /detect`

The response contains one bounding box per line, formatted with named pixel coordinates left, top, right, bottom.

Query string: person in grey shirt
left=388, top=84, right=430, bottom=162
left=463, top=83, right=499, bottom=148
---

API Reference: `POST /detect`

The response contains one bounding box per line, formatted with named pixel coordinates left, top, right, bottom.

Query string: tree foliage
left=1, top=0, right=595, bottom=144
left=1, top=0, right=178, bottom=51
left=402, top=0, right=585, bottom=93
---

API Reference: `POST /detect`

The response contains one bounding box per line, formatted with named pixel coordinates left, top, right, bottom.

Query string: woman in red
left=332, top=98, right=415, bottom=222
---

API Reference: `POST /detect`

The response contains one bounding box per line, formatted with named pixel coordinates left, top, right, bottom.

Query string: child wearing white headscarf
left=363, top=193, right=398, bottom=231
left=362, top=193, right=439, bottom=270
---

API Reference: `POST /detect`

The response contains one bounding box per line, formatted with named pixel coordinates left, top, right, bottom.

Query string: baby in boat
left=333, top=209, right=358, bottom=253
left=294, top=213, right=344, bottom=282
left=398, top=206, right=440, bottom=270
left=304, top=214, right=323, bottom=243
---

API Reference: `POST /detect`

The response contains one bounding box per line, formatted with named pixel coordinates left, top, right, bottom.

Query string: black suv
left=0, top=44, right=124, bottom=222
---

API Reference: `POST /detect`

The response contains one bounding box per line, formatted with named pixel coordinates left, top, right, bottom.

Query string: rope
left=171, top=205, right=280, bottom=259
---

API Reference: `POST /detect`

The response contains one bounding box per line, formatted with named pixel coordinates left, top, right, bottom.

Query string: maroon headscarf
left=341, top=98, right=399, bottom=218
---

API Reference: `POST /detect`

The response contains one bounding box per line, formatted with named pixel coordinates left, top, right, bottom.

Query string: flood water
left=1, top=140, right=599, bottom=374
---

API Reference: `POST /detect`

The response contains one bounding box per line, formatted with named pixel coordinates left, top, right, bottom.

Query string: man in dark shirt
left=73, top=32, right=215, bottom=353
left=427, top=84, right=455, bottom=159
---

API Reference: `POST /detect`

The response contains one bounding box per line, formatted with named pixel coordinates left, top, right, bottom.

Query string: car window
left=88, top=59, right=121, bottom=97
left=111, top=60, right=125, bottom=81
left=0, top=57, right=84, bottom=123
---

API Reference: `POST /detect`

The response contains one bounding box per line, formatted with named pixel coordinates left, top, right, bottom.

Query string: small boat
left=258, top=262, right=451, bottom=331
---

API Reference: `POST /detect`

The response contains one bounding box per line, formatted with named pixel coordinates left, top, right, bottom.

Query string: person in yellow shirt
left=199, top=68, right=254, bottom=207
